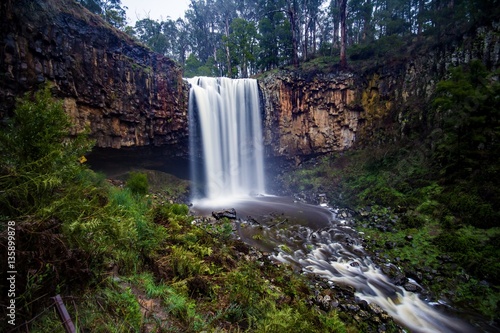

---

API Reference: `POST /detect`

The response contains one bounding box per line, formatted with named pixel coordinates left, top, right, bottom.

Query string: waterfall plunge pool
left=188, top=76, right=480, bottom=333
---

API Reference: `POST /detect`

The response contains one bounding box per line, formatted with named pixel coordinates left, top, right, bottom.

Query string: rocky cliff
left=352, top=23, right=500, bottom=146
left=1, top=0, right=498, bottom=160
left=0, top=0, right=188, bottom=150
left=259, top=22, right=500, bottom=160
left=259, top=72, right=363, bottom=160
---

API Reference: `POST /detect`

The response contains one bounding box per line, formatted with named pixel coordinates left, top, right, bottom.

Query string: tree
left=339, top=0, right=348, bottom=68
left=185, top=0, right=219, bottom=65
left=77, top=0, right=127, bottom=29
left=257, top=0, right=293, bottom=71
left=432, top=61, right=500, bottom=177
left=285, top=0, right=300, bottom=67
left=134, top=18, right=169, bottom=55
left=225, top=18, right=258, bottom=77
left=0, top=85, right=93, bottom=216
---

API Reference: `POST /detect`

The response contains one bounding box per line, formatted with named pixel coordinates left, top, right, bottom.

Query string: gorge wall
left=0, top=0, right=188, bottom=150
left=354, top=22, right=500, bottom=146
left=1, top=0, right=499, bottom=161
left=259, top=21, right=500, bottom=160
left=259, top=72, right=363, bottom=159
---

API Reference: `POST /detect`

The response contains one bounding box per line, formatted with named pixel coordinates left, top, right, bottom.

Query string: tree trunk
left=224, top=16, right=232, bottom=77
left=339, top=0, right=347, bottom=68
left=362, top=0, right=371, bottom=41
left=287, top=0, right=299, bottom=68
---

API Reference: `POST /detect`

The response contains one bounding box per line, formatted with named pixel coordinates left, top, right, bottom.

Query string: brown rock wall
left=0, top=0, right=189, bottom=150
left=260, top=72, right=363, bottom=158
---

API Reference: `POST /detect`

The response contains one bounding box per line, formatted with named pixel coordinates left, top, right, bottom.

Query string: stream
left=191, top=195, right=479, bottom=333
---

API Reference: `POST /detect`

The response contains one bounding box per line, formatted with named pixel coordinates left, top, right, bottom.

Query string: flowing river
left=190, top=195, right=478, bottom=333
left=188, top=76, right=482, bottom=332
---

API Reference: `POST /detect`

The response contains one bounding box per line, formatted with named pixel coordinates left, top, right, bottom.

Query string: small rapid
left=187, top=76, right=478, bottom=332
left=270, top=217, right=477, bottom=333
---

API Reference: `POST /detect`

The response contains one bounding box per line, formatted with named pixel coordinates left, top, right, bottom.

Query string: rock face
left=354, top=23, right=500, bottom=145
left=258, top=23, right=500, bottom=160
left=0, top=0, right=188, bottom=150
left=1, top=0, right=498, bottom=159
left=259, top=72, right=363, bottom=159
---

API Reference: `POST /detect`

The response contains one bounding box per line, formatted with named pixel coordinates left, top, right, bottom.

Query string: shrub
left=126, top=171, right=149, bottom=195
left=0, top=85, right=93, bottom=217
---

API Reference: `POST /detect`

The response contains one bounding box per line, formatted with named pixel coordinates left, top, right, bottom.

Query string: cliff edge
left=0, top=0, right=188, bottom=149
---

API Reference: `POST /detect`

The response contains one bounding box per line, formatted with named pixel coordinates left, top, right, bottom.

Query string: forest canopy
left=78, top=0, right=500, bottom=77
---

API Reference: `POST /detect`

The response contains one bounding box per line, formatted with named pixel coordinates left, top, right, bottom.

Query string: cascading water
left=188, top=77, right=265, bottom=202
left=268, top=219, right=478, bottom=333
left=187, top=77, right=482, bottom=332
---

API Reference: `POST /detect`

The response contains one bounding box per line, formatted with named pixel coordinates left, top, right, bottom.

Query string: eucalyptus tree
left=185, top=0, right=219, bottom=67
left=134, top=18, right=169, bottom=55
left=301, top=0, right=324, bottom=59
left=284, top=0, right=300, bottom=67
left=224, top=18, right=258, bottom=77
left=77, top=0, right=127, bottom=29
left=215, top=0, right=239, bottom=76
left=257, top=0, right=293, bottom=71
left=348, top=0, right=374, bottom=44
left=339, top=0, right=347, bottom=67
left=174, top=19, right=190, bottom=66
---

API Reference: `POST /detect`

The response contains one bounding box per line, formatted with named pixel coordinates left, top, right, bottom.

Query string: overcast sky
left=121, top=0, right=191, bottom=25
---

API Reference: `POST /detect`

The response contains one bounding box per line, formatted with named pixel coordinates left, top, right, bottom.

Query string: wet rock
left=403, top=281, right=421, bottom=292
left=212, top=208, right=237, bottom=220
left=382, top=263, right=406, bottom=285
left=345, top=303, right=361, bottom=312
left=385, top=241, right=397, bottom=249
left=357, top=310, right=370, bottom=318
left=406, top=270, right=423, bottom=283
left=357, top=299, right=370, bottom=310
left=318, top=294, right=332, bottom=311
left=330, top=298, right=340, bottom=308
left=368, top=302, right=384, bottom=314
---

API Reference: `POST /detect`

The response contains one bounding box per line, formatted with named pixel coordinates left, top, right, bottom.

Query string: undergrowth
left=0, top=85, right=352, bottom=332
left=278, top=62, right=500, bottom=322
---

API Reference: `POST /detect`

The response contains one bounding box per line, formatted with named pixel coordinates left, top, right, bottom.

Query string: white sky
left=121, top=0, right=191, bottom=25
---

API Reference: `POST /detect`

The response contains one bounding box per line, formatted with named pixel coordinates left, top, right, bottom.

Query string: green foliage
left=101, top=285, right=142, bottom=330
left=76, top=0, right=127, bottom=29
left=432, top=61, right=500, bottom=179
left=349, top=35, right=404, bottom=62
left=434, top=227, right=500, bottom=283
left=0, top=85, right=93, bottom=217
left=253, top=304, right=304, bottom=333
left=184, top=54, right=218, bottom=78
left=252, top=301, right=347, bottom=333
left=169, top=245, right=205, bottom=279
left=153, top=202, right=191, bottom=232
left=224, top=18, right=258, bottom=77
left=431, top=61, right=500, bottom=228
left=126, top=171, right=149, bottom=195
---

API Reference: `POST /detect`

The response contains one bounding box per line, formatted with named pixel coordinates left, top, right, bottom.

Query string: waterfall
left=188, top=77, right=265, bottom=201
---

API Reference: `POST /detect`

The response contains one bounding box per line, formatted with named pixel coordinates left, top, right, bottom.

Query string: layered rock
left=0, top=0, right=188, bottom=150
left=259, top=71, right=363, bottom=159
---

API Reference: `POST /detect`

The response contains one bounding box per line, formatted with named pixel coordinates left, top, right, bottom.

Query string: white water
left=271, top=222, right=478, bottom=333
left=188, top=77, right=265, bottom=201
left=187, top=77, right=481, bottom=332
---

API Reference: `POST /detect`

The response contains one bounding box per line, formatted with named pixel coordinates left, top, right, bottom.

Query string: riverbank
left=276, top=147, right=500, bottom=332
